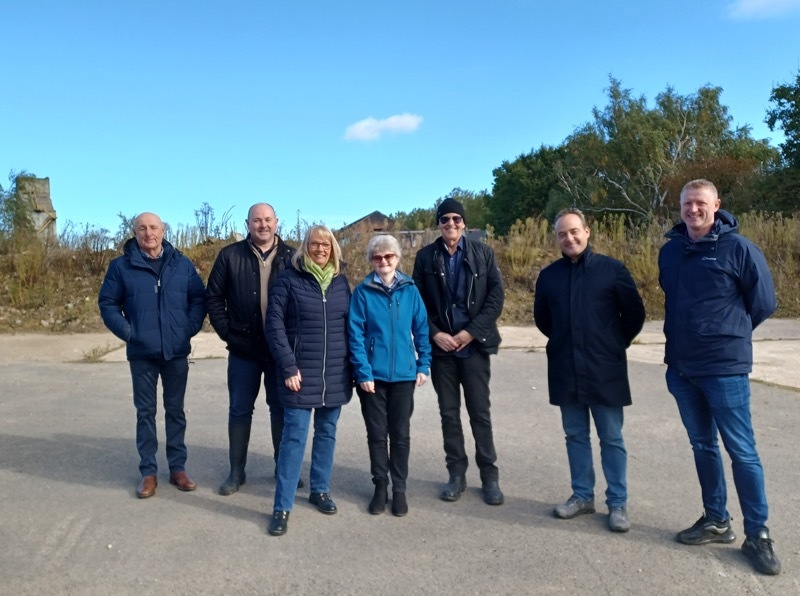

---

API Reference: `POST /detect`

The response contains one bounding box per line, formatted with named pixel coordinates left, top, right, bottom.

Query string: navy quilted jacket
left=265, top=263, right=353, bottom=408
left=98, top=238, right=206, bottom=361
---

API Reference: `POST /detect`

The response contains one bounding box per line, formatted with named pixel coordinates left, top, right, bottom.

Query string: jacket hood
left=665, top=209, right=738, bottom=241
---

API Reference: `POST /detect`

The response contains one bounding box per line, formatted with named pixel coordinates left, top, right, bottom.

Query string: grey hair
left=366, top=234, right=402, bottom=261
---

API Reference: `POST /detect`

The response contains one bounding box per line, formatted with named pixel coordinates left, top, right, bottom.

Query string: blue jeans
left=227, top=353, right=284, bottom=456
left=129, top=357, right=189, bottom=476
left=560, top=404, right=627, bottom=508
left=273, top=405, right=341, bottom=512
left=665, top=368, right=769, bottom=537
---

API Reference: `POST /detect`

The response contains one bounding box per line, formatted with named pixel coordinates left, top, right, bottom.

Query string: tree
left=390, top=206, right=435, bottom=231
left=489, top=145, right=565, bottom=234
left=0, top=171, right=37, bottom=251
left=766, top=69, right=800, bottom=168
left=434, top=188, right=491, bottom=230
left=556, top=78, right=777, bottom=221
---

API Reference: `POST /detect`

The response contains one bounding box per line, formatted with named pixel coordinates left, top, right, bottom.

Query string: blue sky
left=3, top=0, right=800, bottom=236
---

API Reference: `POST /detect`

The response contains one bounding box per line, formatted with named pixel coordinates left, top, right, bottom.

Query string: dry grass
left=2, top=211, right=800, bottom=333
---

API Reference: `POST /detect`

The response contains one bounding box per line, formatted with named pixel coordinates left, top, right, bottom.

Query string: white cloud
left=344, top=113, right=423, bottom=142
left=728, top=0, right=800, bottom=19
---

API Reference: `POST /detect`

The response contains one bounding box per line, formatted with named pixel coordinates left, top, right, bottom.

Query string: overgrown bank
left=2, top=213, right=799, bottom=333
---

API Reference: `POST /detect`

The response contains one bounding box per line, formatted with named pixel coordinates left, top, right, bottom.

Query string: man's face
left=680, top=186, right=720, bottom=240
left=247, top=204, right=278, bottom=248
left=438, top=212, right=465, bottom=245
left=134, top=213, right=165, bottom=257
left=555, top=213, right=590, bottom=261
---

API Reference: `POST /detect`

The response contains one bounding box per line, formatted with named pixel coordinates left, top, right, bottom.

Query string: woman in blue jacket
left=349, top=234, right=431, bottom=516
left=265, top=225, right=352, bottom=536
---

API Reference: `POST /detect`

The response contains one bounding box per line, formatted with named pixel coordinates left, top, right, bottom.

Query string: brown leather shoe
left=136, top=475, right=157, bottom=498
left=169, top=470, right=197, bottom=492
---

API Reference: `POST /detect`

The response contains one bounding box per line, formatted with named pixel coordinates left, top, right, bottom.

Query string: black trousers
left=431, top=351, right=499, bottom=482
left=357, top=380, right=415, bottom=492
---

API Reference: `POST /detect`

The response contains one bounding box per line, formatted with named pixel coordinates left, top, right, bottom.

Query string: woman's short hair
left=366, top=234, right=402, bottom=262
left=292, top=225, right=343, bottom=276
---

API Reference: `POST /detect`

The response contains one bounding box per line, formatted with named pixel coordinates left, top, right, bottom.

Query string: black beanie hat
left=436, top=198, right=466, bottom=222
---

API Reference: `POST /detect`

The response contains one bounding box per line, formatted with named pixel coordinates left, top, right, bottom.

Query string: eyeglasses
left=438, top=215, right=463, bottom=225
left=371, top=253, right=396, bottom=264
left=309, top=241, right=332, bottom=250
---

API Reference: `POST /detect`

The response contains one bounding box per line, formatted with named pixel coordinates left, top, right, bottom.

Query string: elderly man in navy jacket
left=534, top=208, right=645, bottom=532
left=99, top=212, right=206, bottom=499
left=659, top=179, right=781, bottom=575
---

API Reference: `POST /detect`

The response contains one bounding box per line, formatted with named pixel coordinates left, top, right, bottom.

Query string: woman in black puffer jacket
left=265, top=225, right=352, bottom=536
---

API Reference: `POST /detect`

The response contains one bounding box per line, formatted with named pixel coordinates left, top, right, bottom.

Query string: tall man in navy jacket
left=206, top=203, right=296, bottom=495
left=534, top=208, right=645, bottom=532
left=412, top=198, right=505, bottom=506
left=659, top=179, right=781, bottom=575
left=99, top=212, right=206, bottom=499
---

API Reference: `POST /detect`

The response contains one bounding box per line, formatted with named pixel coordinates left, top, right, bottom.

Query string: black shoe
left=440, top=475, right=466, bottom=502
left=309, top=492, right=338, bottom=515
left=268, top=510, right=289, bottom=536
left=369, top=480, right=388, bottom=515
left=742, top=528, right=781, bottom=575
left=391, top=492, right=408, bottom=517
left=482, top=481, right=504, bottom=506
left=676, top=513, right=736, bottom=545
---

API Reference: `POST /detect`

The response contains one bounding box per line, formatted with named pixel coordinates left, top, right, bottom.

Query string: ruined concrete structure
left=16, top=177, right=57, bottom=240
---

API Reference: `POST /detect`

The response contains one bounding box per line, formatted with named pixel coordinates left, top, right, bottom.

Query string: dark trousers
left=431, top=351, right=498, bottom=482
left=358, top=380, right=415, bottom=492
left=227, top=352, right=285, bottom=457
left=129, top=357, right=189, bottom=477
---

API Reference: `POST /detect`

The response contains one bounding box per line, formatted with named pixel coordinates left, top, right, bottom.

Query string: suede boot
left=369, top=479, right=389, bottom=515
left=219, top=423, right=251, bottom=495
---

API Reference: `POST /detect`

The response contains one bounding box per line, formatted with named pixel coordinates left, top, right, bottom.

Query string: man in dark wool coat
left=533, top=207, right=645, bottom=532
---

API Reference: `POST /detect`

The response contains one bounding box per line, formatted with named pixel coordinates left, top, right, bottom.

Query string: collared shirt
left=372, top=272, right=399, bottom=292
left=139, top=246, right=165, bottom=276
left=438, top=236, right=472, bottom=358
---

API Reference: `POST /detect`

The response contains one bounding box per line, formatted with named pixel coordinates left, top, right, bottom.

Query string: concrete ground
left=1, top=323, right=798, bottom=594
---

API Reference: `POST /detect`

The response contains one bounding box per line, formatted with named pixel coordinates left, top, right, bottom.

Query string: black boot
left=369, top=479, right=388, bottom=515
left=219, top=423, right=251, bottom=495
left=392, top=492, right=408, bottom=517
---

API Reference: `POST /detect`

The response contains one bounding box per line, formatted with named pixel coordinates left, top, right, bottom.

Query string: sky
left=3, top=0, right=800, bottom=237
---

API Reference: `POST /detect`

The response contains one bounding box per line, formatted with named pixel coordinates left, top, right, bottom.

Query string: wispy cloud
left=728, top=0, right=800, bottom=19
left=344, top=113, right=423, bottom=142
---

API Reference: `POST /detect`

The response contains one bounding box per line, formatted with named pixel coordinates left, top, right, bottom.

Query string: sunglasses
left=439, top=215, right=463, bottom=225
left=371, top=253, right=396, bottom=263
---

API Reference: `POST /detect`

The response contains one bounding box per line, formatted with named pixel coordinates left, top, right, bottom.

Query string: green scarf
left=303, top=257, right=335, bottom=294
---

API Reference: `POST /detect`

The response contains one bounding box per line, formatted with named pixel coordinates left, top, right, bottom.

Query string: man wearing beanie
left=412, top=197, right=505, bottom=505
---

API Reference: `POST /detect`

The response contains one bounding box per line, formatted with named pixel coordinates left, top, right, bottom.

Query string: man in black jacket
left=412, top=198, right=505, bottom=505
left=206, top=203, right=296, bottom=495
left=534, top=208, right=645, bottom=532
